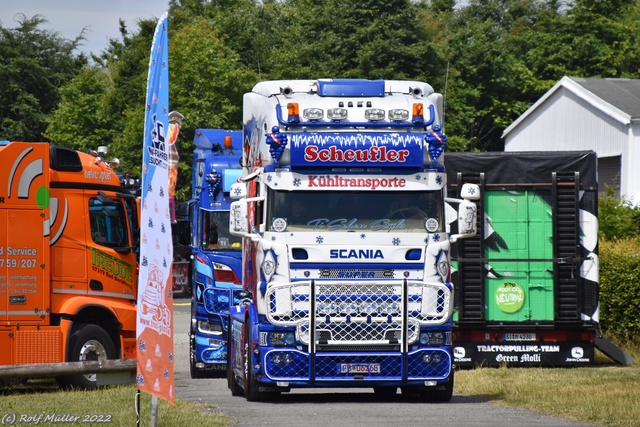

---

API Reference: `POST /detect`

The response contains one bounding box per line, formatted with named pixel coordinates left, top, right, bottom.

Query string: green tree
left=0, top=14, right=87, bottom=141
left=599, top=185, right=640, bottom=241
left=443, top=0, right=567, bottom=151
left=563, top=0, right=640, bottom=77
left=44, top=67, right=112, bottom=152
left=160, top=14, right=258, bottom=203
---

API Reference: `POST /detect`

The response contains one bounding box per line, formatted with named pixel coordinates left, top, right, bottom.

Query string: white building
left=503, top=76, right=640, bottom=204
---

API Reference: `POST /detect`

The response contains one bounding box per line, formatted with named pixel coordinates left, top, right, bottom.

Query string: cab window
left=89, top=198, right=128, bottom=247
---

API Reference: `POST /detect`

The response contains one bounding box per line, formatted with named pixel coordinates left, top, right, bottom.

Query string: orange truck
left=0, top=141, right=140, bottom=389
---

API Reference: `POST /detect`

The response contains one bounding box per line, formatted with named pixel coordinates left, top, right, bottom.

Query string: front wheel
left=227, top=320, right=243, bottom=396
left=243, top=323, right=271, bottom=402
left=56, top=324, right=117, bottom=390
left=373, top=386, right=398, bottom=397
left=190, top=351, right=205, bottom=379
left=419, top=371, right=454, bottom=402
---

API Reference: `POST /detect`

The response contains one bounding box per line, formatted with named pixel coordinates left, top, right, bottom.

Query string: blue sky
left=0, top=0, right=169, bottom=56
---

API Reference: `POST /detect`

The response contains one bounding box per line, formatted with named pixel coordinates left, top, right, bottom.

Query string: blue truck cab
left=176, top=129, right=245, bottom=378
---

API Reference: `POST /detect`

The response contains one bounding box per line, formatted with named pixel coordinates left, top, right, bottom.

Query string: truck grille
left=265, top=280, right=451, bottom=346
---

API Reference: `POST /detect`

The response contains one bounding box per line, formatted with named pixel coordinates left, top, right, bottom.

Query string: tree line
left=2, top=0, right=640, bottom=205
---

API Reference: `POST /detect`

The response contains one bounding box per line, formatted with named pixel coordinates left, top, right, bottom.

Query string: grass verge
left=0, top=381, right=228, bottom=427
left=454, top=343, right=640, bottom=427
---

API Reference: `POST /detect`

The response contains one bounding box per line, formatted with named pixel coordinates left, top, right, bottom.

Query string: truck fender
left=57, top=296, right=137, bottom=359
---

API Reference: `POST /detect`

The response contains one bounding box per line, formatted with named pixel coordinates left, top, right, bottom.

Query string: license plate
left=339, top=363, right=380, bottom=374
left=503, top=333, right=536, bottom=341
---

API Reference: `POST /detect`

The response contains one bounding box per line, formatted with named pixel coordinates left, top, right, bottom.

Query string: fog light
left=422, top=353, right=432, bottom=363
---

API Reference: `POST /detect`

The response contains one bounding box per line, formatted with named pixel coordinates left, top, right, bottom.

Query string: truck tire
left=243, top=323, right=269, bottom=402
left=418, top=370, right=454, bottom=402
left=57, top=324, right=117, bottom=390
left=227, top=320, right=244, bottom=396
left=190, top=351, right=205, bottom=379
left=373, top=386, right=398, bottom=397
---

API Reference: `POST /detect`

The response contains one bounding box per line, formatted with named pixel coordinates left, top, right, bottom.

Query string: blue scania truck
left=176, top=129, right=245, bottom=378
left=226, top=79, right=480, bottom=401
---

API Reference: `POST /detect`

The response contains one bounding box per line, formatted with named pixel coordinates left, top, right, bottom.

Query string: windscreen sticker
left=272, top=218, right=287, bottom=232
left=425, top=217, right=439, bottom=232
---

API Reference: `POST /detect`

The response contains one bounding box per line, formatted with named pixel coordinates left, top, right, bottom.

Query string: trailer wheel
left=57, top=324, right=117, bottom=390
left=418, top=370, right=454, bottom=402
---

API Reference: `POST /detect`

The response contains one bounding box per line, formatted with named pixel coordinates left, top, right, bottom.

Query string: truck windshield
left=266, top=190, right=443, bottom=233
left=202, top=210, right=242, bottom=250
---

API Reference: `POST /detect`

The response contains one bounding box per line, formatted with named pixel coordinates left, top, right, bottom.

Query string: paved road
left=172, top=297, right=599, bottom=427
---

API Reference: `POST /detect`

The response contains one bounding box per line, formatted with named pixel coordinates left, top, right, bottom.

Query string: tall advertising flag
left=136, top=11, right=174, bottom=405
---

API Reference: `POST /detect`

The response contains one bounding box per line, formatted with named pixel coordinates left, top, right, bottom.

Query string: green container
left=484, top=190, right=554, bottom=321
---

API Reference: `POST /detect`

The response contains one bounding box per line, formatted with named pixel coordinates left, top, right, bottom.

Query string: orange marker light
left=288, top=103, right=299, bottom=117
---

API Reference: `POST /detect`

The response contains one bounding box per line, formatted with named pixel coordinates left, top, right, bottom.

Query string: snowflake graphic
left=414, top=174, right=421, bottom=181
left=436, top=175, right=443, bottom=185
left=392, top=237, right=400, bottom=246
left=316, top=236, right=324, bottom=244
left=293, top=178, right=301, bottom=187
left=233, top=186, right=242, bottom=196
left=433, top=234, right=440, bottom=242
left=360, top=233, right=366, bottom=239
left=267, top=175, right=273, bottom=182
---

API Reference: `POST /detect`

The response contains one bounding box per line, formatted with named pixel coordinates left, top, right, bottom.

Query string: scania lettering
left=330, top=249, right=384, bottom=259
left=226, top=79, right=480, bottom=402
left=175, top=129, right=245, bottom=378
left=0, top=141, right=140, bottom=388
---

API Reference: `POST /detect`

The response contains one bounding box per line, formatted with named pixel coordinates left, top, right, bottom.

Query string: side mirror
left=446, top=183, right=480, bottom=243
left=229, top=200, right=249, bottom=236
left=175, top=219, right=191, bottom=246
left=229, top=182, right=247, bottom=200
left=457, top=200, right=478, bottom=235
left=449, top=200, right=478, bottom=243
left=460, top=183, right=480, bottom=200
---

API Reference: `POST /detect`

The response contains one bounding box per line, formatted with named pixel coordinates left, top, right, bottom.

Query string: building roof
left=502, top=76, right=640, bottom=138
left=573, top=77, right=640, bottom=118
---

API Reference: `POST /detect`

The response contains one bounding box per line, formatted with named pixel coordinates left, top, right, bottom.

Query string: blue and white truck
left=175, top=129, right=245, bottom=378
left=226, top=79, right=480, bottom=401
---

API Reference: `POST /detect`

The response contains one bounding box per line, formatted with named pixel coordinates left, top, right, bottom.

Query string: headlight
left=198, top=320, right=223, bottom=335
left=365, top=108, right=385, bottom=121
left=268, top=332, right=295, bottom=346
left=420, top=331, right=445, bottom=345
left=327, top=108, right=348, bottom=121
left=388, top=109, right=409, bottom=121
left=303, top=108, right=323, bottom=120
